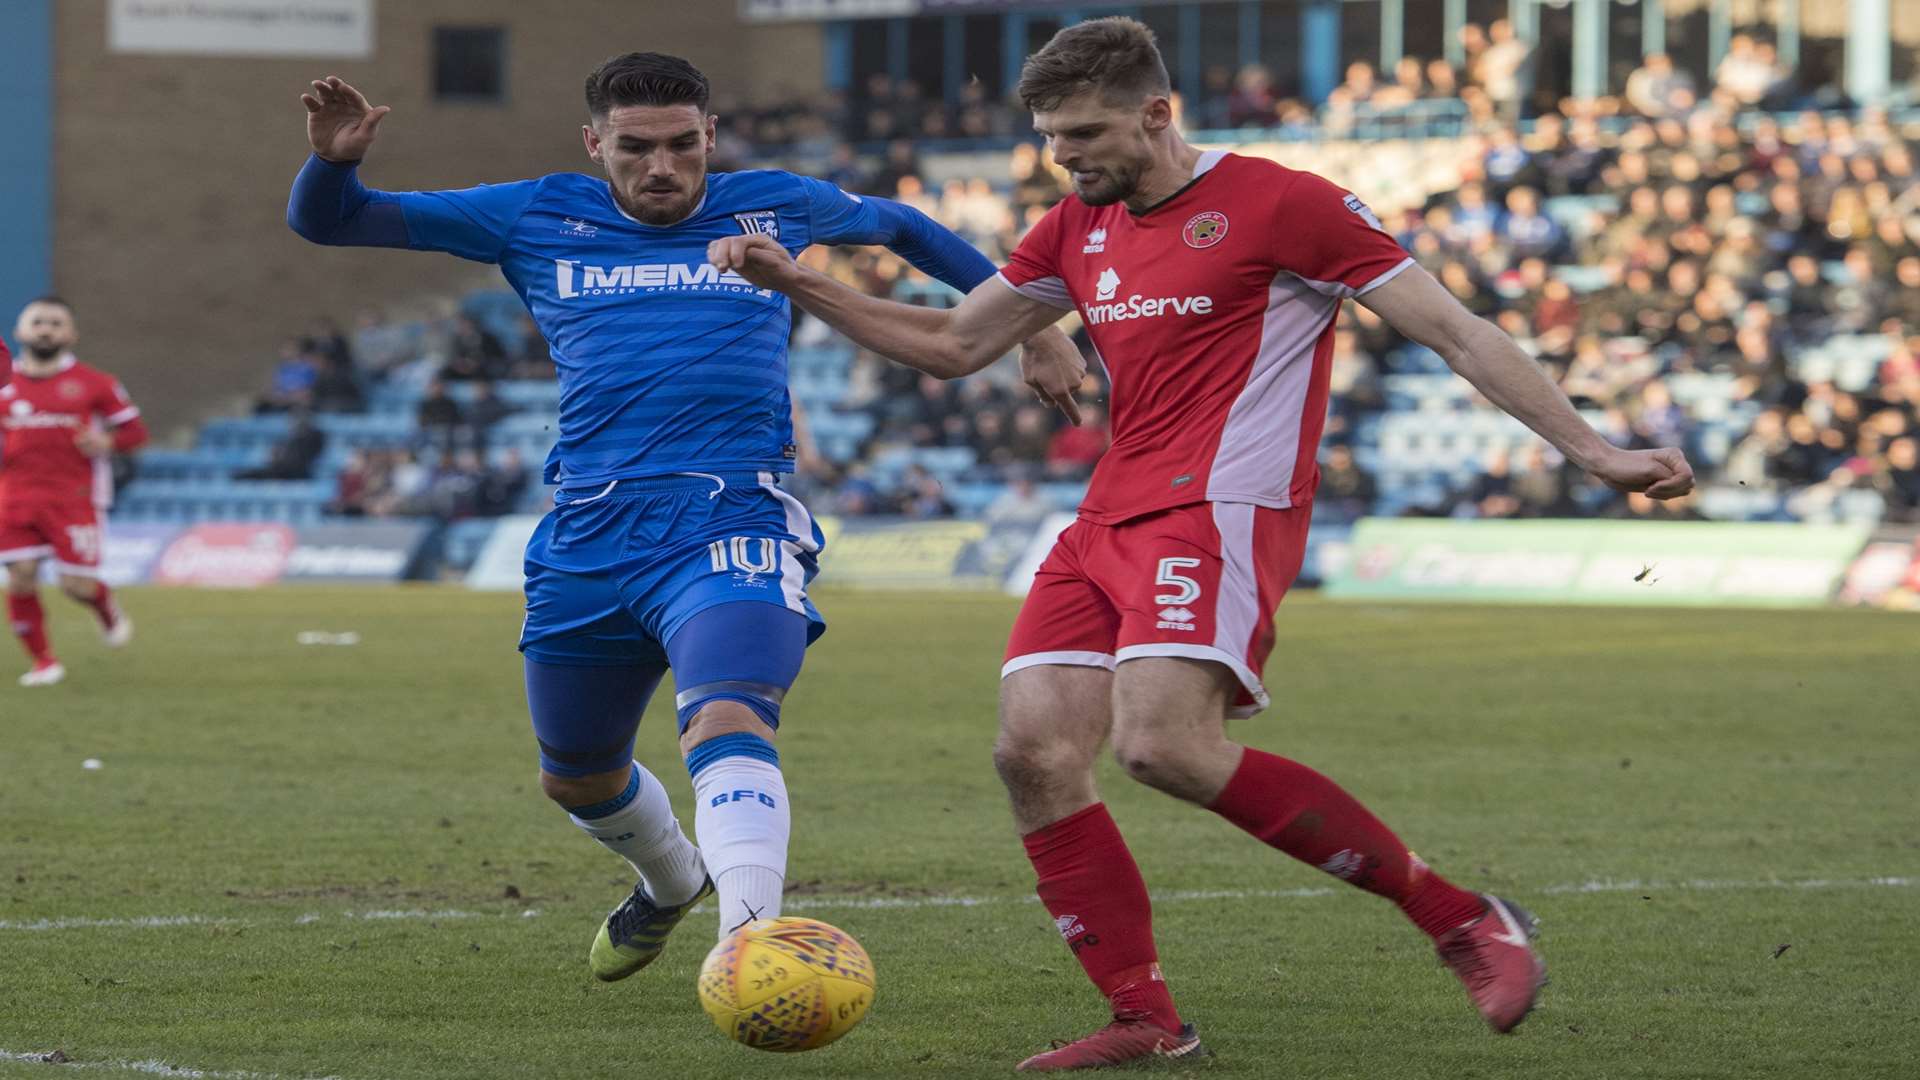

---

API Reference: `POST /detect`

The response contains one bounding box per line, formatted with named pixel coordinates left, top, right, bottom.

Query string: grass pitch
left=2, top=587, right=1916, bottom=1079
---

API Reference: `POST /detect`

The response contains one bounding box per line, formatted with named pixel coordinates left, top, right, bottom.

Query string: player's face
left=1033, top=93, right=1162, bottom=207
left=584, top=104, right=717, bottom=226
left=14, top=303, right=76, bottom=360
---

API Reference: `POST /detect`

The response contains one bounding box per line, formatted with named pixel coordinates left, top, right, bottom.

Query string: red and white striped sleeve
left=996, top=201, right=1076, bottom=310
left=1273, top=171, right=1414, bottom=298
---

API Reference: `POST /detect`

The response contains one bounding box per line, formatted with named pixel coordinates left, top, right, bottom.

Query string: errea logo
left=1083, top=227, right=1107, bottom=254
left=1155, top=606, right=1197, bottom=632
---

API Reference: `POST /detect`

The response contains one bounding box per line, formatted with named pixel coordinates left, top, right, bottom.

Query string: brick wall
left=53, top=1, right=822, bottom=431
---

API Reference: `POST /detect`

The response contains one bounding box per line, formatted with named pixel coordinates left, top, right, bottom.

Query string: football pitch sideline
left=2, top=587, right=1915, bottom=1080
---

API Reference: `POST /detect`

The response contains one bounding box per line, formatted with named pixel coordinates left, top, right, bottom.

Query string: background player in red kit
left=710, top=17, right=1695, bottom=1070
left=2, top=298, right=148, bottom=687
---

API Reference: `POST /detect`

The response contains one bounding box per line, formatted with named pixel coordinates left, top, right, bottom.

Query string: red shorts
left=0, top=500, right=105, bottom=574
left=1003, top=502, right=1312, bottom=718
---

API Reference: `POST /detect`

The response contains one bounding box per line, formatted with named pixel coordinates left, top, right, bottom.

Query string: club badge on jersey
left=732, top=210, right=780, bottom=239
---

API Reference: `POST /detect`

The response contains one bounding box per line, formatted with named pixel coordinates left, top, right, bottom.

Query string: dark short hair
left=584, top=52, right=710, bottom=119
left=1017, top=17, right=1171, bottom=113
left=25, top=295, right=73, bottom=314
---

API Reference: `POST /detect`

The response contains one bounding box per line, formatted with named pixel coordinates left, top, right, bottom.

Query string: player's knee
left=4, top=565, right=36, bottom=595
left=539, top=767, right=630, bottom=809
left=991, top=729, right=1081, bottom=794
left=59, top=577, right=97, bottom=603
left=678, top=699, right=776, bottom=757
left=681, top=724, right=781, bottom=783
left=1109, top=726, right=1188, bottom=792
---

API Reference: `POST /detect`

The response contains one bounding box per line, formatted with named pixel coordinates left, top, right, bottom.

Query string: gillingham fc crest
left=1183, top=211, right=1228, bottom=249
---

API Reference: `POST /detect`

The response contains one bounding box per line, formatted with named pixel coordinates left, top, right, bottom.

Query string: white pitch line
left=0, top=1049, right=337, bottom=1080
left=1, top=876, right=1908, bottom=934
left=0, top=915, right=235, bottom=931
left=0, top=908, right=537, bottom=933
left=1539, top=875, right=1915, bottom=895
left=778, top=884, right=1343, bottom=913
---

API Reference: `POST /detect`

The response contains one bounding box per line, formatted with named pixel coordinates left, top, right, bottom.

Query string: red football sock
left=7, top=594, right=54, bottom=665
left=1209, top=748, right=1485, bottom=938
left=1022, top=803, right=1181, bottom=1032
left=79, top=581, right=119, bottom=629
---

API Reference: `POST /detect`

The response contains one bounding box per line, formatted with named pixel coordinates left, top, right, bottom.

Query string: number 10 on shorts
left=709, top=536, right=778, bottom=576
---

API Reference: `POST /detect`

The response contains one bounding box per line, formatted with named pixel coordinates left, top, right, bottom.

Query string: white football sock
left=568, top=762, right=706, bottom=906
left=692, top=756, right=790, bottom=936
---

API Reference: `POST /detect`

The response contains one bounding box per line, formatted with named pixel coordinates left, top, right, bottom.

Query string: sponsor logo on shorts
left=1156, top=606, right=1197, bottom=632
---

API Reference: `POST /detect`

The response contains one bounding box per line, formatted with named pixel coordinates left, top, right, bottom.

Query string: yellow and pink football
left=696, top=916, right=876, bottom=1052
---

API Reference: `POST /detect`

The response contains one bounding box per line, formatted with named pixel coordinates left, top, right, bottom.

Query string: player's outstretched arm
left=1359, top=266, right=1695, bottom=498
left=288, top=76, right=410, bottom=248
left=800, top=179, right=1085, bottom=420
left=288, top=77, right=534, bottom=261
left=303, top=76, right=390, bottom=164
left=710, top=234, right=1068, bottom=381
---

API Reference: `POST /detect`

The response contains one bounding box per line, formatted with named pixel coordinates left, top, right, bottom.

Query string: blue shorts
left=519, top=471, right=826, bottom=667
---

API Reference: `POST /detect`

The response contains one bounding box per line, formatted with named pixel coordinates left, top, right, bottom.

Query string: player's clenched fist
left=707, top=234, right=798, bottom=290
left=1590, top=445, right=1696, bottom=499
left=302, top=76, right=391, bottom=163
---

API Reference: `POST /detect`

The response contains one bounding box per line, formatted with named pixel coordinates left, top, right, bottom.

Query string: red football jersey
left=999, top=151, right=1413, bottom=525
left=0, top=355, right=142, bottom=508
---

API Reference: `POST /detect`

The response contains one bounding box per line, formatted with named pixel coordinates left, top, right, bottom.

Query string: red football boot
left=1435, top=895, right=1547, bottom=1033
left=1016, top=1018, right=1203, bottom=1072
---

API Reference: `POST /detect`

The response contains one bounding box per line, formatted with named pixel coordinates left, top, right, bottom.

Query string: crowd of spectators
left=781, top=32, right=1920, bottom=525
left=327, top=447, right=530, bottom=521
left=232, top=25, right=1920, bottom=528
left=237, top=310, right=539, bottom=522
left=1369, top=100, right=1920, bottom=524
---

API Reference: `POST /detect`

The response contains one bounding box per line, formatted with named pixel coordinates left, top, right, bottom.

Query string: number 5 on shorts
left=1155, top=557, right=1203, bottom=605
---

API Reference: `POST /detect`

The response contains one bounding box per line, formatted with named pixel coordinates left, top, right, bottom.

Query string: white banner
left=109, top=0, right=374, bottom=58
left=739, top=0, right=917, bottom=21
left=465, top=515, right=540, bottom=592
left=1001, top=512, right=1076, bottom=597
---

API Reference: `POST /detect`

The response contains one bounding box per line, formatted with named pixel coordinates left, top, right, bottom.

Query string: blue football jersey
left=384, top=170, right=919, bottom=485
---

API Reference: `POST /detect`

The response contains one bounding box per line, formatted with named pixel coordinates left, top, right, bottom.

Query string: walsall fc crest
left=1183, top=211, right=1228, bottom=249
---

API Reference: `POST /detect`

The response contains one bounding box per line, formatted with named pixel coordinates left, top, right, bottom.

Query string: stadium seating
left=114, top=99, right=1920, bottom=544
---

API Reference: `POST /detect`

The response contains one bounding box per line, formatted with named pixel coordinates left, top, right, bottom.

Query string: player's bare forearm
left=1361, top=267, right=1694, bottom=497
left=781, top=266, right=974, bottom=375
left=1438, top=317, right=1614, bottom=470
left=1360, top=268, right=1611, bottom=467
left=710, top=234, right=1062, bottom=378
